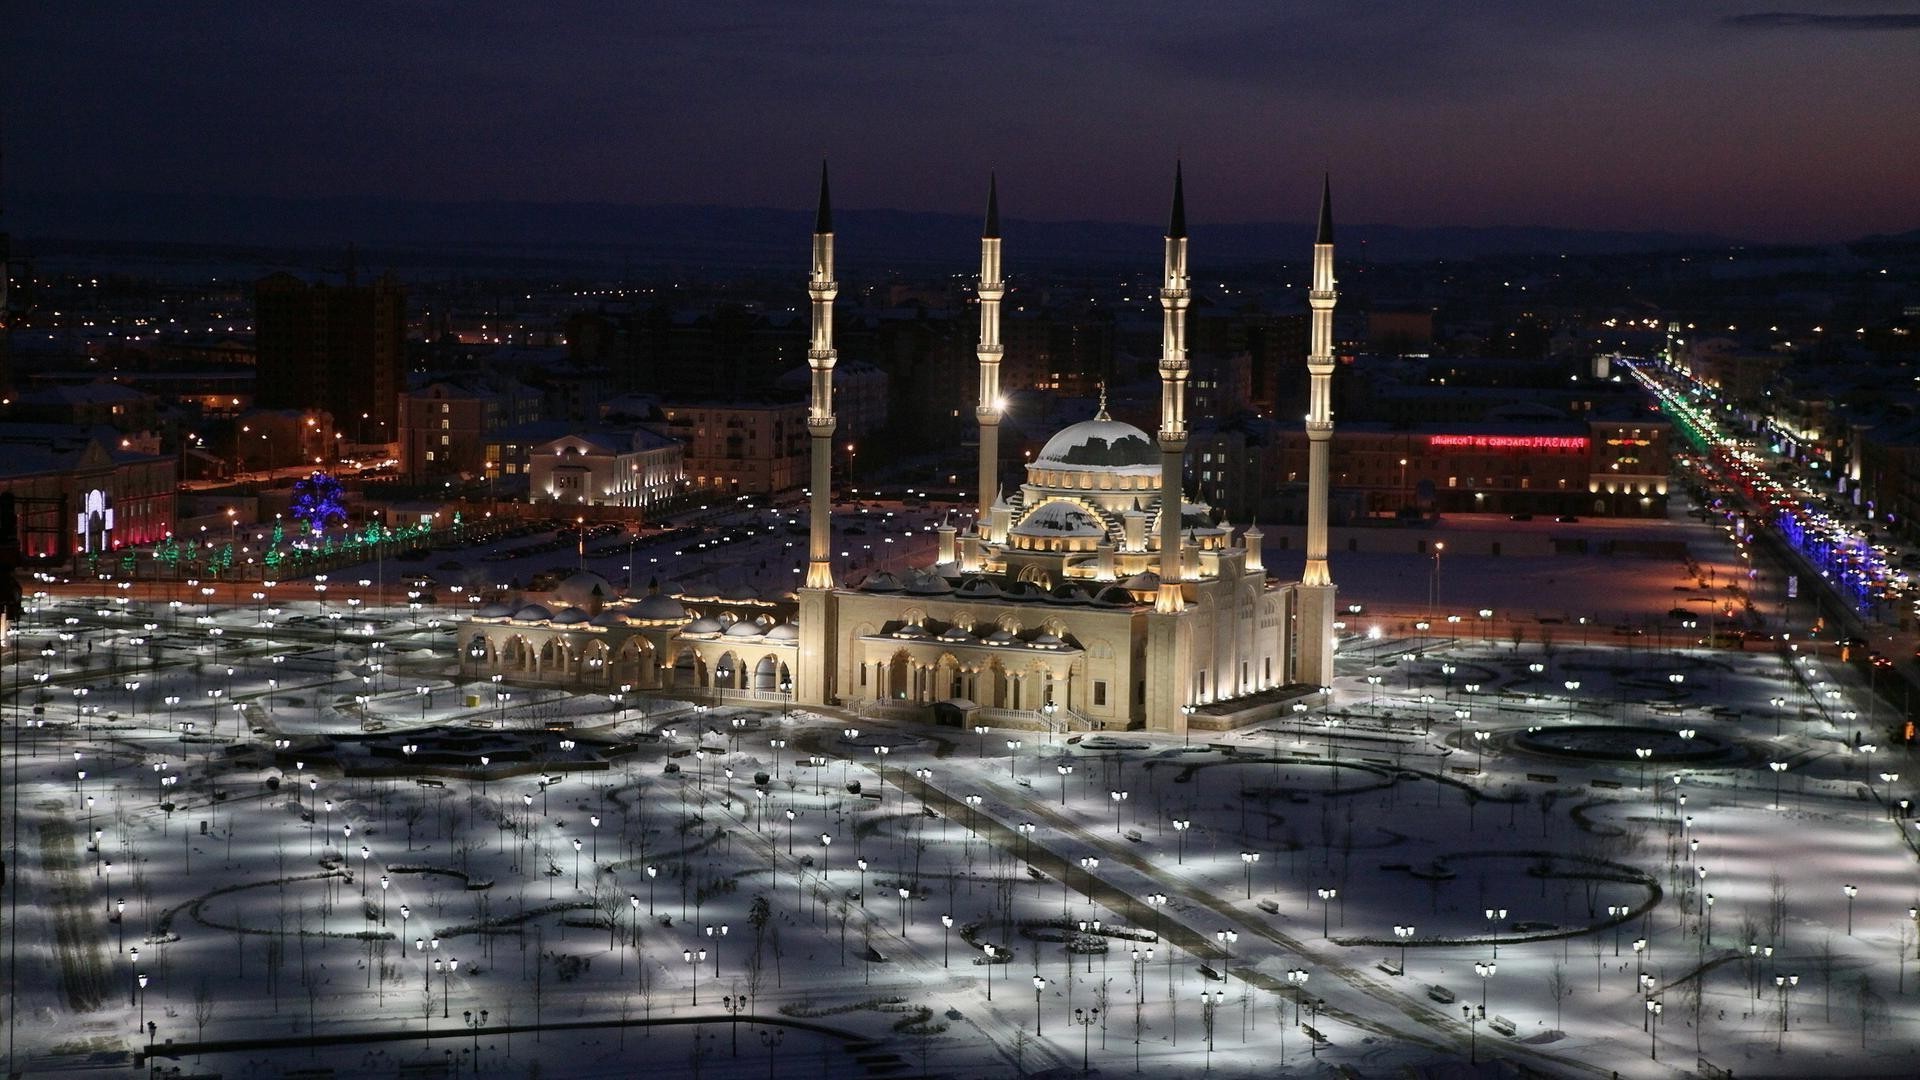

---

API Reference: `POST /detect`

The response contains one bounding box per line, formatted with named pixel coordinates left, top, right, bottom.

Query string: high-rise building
left=253, top=272, right=405, bottom=442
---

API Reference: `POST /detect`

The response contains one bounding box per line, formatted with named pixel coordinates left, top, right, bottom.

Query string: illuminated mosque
left=459, top=166, right=1340, bottom=736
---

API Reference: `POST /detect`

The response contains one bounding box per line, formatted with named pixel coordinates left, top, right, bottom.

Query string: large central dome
left=1035, top=415, right=1158, bottom=472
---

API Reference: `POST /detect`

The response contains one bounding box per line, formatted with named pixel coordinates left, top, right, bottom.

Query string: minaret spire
left=973, top=173, right=1006, bottom=549
left=1297, top=173, right=1340, bottom=686
left=803, top=163, right=840, bottom=591
left=1168, top=160, right=1187, bottom=238
left=815, top=159, right=833, bottom=234
left=1154, top=161, right=1191, bottom=613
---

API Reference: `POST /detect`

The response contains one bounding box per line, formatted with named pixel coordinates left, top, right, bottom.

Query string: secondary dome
left=1035, top=416, right=1158, bottom=471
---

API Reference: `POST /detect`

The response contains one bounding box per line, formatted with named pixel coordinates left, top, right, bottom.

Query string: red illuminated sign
left=1428, top=435, right=1589, bottom=451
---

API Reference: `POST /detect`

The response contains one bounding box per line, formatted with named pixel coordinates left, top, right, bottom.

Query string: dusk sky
left=5, top=1, right=1917, bottom=242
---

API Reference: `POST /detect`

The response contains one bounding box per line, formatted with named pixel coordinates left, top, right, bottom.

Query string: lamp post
left=1172, top=818, right=1190, bottom=864
left=1318, top=888, right=1337, bottom=938
left=820, top=834, right=832, bottom=878
left=1286, top=967, right=1308, bottom=1026
left=1017, top=822, right=1036, bottom=865
left=1078, top=856, right=1099, bottom=908
left=1647, top=998, right=1663, bottom=1058
left=759, top=1027, right=784, bottom=1080
left=1463, top=1003, right=1483, bottom=1065
left=1608, top=904, right=1629, bottom=955
left=856, top=859, right=868, bottom=905
left=684, top=948, right=706, bottom=1005
left=1240, top=851, right=1259, bottom=899
left=1474, top=959, right=1495, bottom=1013
left=706, top=923, right=728, bottom=977
left=1770, top=760, right=1789, bottom=809
left=1844, top=884, right=1858, bottom=935
left=128, top=946, right=140, bottom=1005
left=1057, top=764, right=1074, bottom=806
left=941, top=913, right=953, bottom=967
left=1072, top=1006, right=1099, bottom=1076
left=1006, top=739, right=1023, bottom=779
left=1393, top=924, right=1415, bottom=973
left=464, top=1009, right=488, bottom=1064
left=974, top=723, right=990, bottom=758
left=984, top=944, right=997, bottom=1000
left=646, top=864, right=659, bottom=916
left=898, top=887, right=911, bottom=938
left=1034, top=975, right=1047, bottom=1035
left=1483, top=908, right=1507, bottom=957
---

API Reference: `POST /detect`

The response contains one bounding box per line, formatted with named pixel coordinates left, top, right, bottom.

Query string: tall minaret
left=974, top=174, right=1005, bottom=539
left=1296, top=174, right=1339, bottom=686
left=804, top=161, right=839, bottom=591
left=1154, top=163, right=1191, bottom=614
left=797, top=162, right=842, bottom=708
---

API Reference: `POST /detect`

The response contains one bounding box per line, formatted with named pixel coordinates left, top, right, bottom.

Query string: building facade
left=254, top=272, right=406, bottom=436
left=526, top=429, right=686, bottom=509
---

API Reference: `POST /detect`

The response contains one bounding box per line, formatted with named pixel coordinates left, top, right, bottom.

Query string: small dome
left=904, top=571, right=953, bottom=595
left=721, top=582, right=760, bottom=602
left=550, top=606, right=590, bottom=625
left=723, top=620, right=764, bottom=638
left=1035, top=416, right=1158, bottom=472
left=861, top=571, right=904, bottom=592
left=766, top=622, right=799, bottom=641
left=476, top=602, right=513, bottom=619
left=1028, top=632, right=1064, bottom=648
left=552, top=571, right=615, bottom=609
left=892, top=624, right=932, bottom=639
left=631, top=593, right=688, bottom=621
left=984, top=628, right=1019, bottom=645
left=1012, top=499, right=1107, bottom=538
left=937, top=626, right=975, bottom=642
left=511, top=603, right=553, bottom=622
left=1122, top=571, right=1160, bottom=591
left=683, top=617, right=725, bottom=635
left=589, top=610, right=627, bottom=627
left=1045, top=583, right=1092, bottom=604
left=1095, top=585, right=1137, bottom=606
left=1001, top=580, right=1045, bottom=601
left=956, top=576, right=1001, bottom=598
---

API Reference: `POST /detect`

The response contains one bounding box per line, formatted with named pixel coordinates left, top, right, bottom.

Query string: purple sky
left=5, top=2, right=1917, bottom=241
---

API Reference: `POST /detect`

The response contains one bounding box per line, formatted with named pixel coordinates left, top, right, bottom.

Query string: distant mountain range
left=9, top=190, right=1735, bottom=274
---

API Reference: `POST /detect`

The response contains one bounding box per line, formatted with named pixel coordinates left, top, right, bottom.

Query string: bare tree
left=403, top=802, right=426, bottom=851
left=1815, top=932, right=1836, bottom=1022
left=1767, top=870, right=1788, bottom=947
left=619, top=991, right=634, bottom=1049
left=770, top=922, right=785, bottom=988
left=421, top=988, right=435, bottom=1041
left=1546, top=962, right=1570, bottom=1034
left=193, top=978, right=215, bottom=1058
left=1856, top=974, right=1887, bottom=1049
left=1679, top=974, right=1703, bottom=1055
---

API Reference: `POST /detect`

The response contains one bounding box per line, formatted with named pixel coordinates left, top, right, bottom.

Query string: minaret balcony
left=809, top=280, right=839, bottom=293
left=1159, top=288, right=1190, bottom=301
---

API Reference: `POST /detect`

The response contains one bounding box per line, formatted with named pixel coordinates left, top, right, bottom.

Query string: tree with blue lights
left=291, top=471, right=348, bottom=535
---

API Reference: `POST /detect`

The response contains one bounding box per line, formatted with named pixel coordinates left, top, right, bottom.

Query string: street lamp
left=1240, top=851, right=1259, bottom=899
left=1033, top=975, right=1047, bottom=1035
left=1172, top=818, right=1190, bottom=864
left=941, top=913, right=953, bottom=967
left=705, top=923, right=728, bottom=977
left=1317, top=888, right=1337, bottom=938
left=1057, top=763, right=1074, bottom=805
left=684, top=947, right=707, bottom=1005
left=1844, top=884, right=1858, bottom=935
left=1393, top=924, right=1415, bottom=972
left=1484, top=908, right=1507, bottom=957
left=1474, top=959, right=1496, bottom=1013
left=1646, top=998, right=1663, bottom=1059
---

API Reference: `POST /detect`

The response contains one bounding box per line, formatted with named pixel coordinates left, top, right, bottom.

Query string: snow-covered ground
left=4, top=515, right=1919, bottom=1078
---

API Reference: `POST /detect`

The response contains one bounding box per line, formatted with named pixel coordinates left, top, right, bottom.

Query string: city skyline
left=4, top=2, right=1919, bottom=243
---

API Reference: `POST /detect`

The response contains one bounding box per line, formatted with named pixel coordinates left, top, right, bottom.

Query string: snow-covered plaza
left=4, top=543, right=1919, bottom=1079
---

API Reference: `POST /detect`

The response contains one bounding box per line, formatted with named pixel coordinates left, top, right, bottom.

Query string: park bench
left=1526, top=773, right=1558, bottom=784
left=1591, top=779, right=1623, bottom=790
left=1257, top=899, right=1280, bottom=914
left=1377, top=959, right=1403, bottom=977
left=1426, top=984, right=1456, bottom=1004
left=1489, top=1014, right=1518, bottom=1037
left=1301, top=1024, right=1328, bottom=1045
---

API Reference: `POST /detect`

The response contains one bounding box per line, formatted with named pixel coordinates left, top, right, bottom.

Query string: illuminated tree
left=290, top=472, right=348, bottom=535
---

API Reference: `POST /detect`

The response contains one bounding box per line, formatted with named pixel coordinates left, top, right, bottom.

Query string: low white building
left=526, top=429, right=685, bottom=509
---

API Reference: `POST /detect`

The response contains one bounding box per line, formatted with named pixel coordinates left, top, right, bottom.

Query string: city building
left=459, top=166, right=1340, bottom=737
left=660, top=399, right=808, bottom=496
left=399, top=375, right=543, bottom=482
left=0, top=423, right=176, bottom=559
left=525, top=428, right=686, bottom=509
left=253, top=272, right=405, bottom=439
